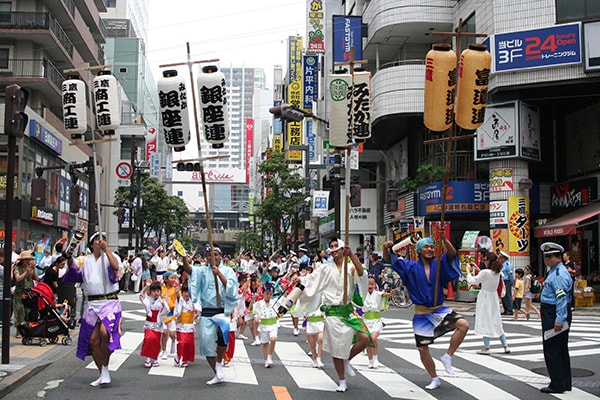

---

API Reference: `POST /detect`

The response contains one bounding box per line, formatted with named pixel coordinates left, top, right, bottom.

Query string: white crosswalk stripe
left=110, top=305, right=599, bottom=397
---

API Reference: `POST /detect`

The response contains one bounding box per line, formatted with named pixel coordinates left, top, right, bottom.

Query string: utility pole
left=128, top=137, right=137, bottom=252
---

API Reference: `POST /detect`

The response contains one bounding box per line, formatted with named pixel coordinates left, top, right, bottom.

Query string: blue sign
left=306, top=120, right=315, bottom=161
left=29, top=120, right=63, bottom=155
left=332, top=15, right=363, bottom=64
left=303, top=55, right=318, bottom=110
left=417, top=181, right=490, bottom=215
left=494, top=23, right=581, bottom=72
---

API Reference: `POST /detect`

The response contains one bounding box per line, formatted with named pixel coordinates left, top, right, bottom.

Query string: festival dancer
left=160, top=271, right=179, bottom=359
left=182, top=245, right=239, bottom=385
left=62, top=231, right=123, bottom=387
left=383, top=236, right=469, bottom=390
left=363, top=275, right=396, bottom=368
left=297, top=238, right=370, bottom=392
left=173, top=282, right=198, bottom=367
left=140, top=279, right=168, bottom=367
left=253, top=283, right=279, bottom=368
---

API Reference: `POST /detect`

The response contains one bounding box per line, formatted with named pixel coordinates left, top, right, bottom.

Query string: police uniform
left=539, top=242, right=572, bottom=393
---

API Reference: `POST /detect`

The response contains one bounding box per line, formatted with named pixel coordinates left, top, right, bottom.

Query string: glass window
left=0, top=48, right=8, bottom=69
left=0, top=2, right=10, bottom=23
left=461, top=12, right=477, bottom=48
left=557, top=0, right=585, bottom=20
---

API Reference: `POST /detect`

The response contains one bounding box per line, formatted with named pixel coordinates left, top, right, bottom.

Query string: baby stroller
left=18, top=282, right=72, bottom=346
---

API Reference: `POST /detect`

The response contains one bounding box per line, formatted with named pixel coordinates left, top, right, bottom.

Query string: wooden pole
left=159, top=44, right=222, bottom=305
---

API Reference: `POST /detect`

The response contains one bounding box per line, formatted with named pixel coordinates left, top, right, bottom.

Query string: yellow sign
left=287, top=36, right=303, bottom=163
left=508, top=196, right=530, bottom=256
left=273, top=133, right=283, bottom=153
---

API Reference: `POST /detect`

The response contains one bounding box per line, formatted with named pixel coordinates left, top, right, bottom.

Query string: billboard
left=287, top=36, right=303, bottom=163
left=417, top=181, right=489, bottom=215
left=306, top=0, right=325, bottom=53
left=332, top=15, right=363, bottom=63
left=492, top=23, right=581, bottom=72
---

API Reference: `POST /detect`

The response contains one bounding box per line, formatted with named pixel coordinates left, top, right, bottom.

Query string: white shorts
left=365, top=318, right=384, bottom=333
left=259, top=327, right=278, bottom=343
left=323, top=317, right=354, bottom=359
left=163, top=319, right=177, bottom=332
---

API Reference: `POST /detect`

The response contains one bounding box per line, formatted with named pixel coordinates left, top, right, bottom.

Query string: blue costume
left=188, top=262, right=239, bottom=356
left=389, top=238, right=462, bottom=346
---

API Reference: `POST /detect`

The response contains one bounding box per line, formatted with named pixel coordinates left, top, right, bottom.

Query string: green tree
left=235, top=230, right=262, bottom=253
left=398, top=164, right=447, bottom=192
left=114, top=177, right=189, bottom=249
left=256, top=150, right=304, bottom=251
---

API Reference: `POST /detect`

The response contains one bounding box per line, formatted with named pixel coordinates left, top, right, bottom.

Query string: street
left=5, top=293, right=600, bottom=400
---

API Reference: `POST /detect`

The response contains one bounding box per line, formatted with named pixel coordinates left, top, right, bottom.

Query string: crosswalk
left=103, top=300, right=600, bottom=398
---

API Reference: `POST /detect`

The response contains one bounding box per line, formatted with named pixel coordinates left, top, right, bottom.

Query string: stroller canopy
left=32, top=282, right=56, bottom=309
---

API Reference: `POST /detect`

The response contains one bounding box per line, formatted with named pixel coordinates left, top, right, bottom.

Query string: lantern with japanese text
left=61, top=75, right=87, bottom=139
left=328, top=72, right=352, bottom=148
left=351, top=70, right=371, bottom=142
left=197, top=65, right=229, bottom=149
left=455, top=43, right=492, bottom=131
left=423, top=43, right=457, bottom=132
left=93, top=70, right=121, bottom=134
left=157, top=69, right=191, bottom=152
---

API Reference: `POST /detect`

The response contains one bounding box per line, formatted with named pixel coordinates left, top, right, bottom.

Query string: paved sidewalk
left=0, top=325, right=78, bottom=398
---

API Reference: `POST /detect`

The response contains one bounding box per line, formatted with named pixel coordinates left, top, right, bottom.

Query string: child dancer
left=160, top=271, right=179, bottom=359
left=513, top=268, right=527, bottom=320
left=253, top=283, right=279, bottom=367
left=140, top=279, right=168, bottom=367
left=236, top=273, right=249, bottom=340
left=364, top=276, right=395, bottom=368
left=246, top=275, right=263, bottom=346
left=173, top=283, right=198, bottom=367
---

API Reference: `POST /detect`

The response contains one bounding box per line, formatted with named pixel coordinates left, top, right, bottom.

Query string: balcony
left=0, top=58, right=64, bottom=103
left=371, top=60, right=425, bottom=122
left=362, top=0, right=453, bottom=71
left=0, top=12, right=74, bottom=61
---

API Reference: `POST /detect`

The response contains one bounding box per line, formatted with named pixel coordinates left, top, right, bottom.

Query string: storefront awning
left=534, top=202, right=600, bottom=238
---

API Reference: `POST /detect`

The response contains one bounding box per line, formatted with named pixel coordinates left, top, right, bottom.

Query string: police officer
left=539, top=242, right=573, bottom=394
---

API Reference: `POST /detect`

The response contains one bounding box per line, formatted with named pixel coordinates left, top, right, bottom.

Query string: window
left=0, top=48, right=8, bottom=69
left=106, top=0, right=117, bottom=7
left=460, top=12, right=477, bottom=49
left=0, top=2, right=10, bottom=22
left=556, top=0, right=600, bottom=21
left=177, top=191, right=183, bottom=197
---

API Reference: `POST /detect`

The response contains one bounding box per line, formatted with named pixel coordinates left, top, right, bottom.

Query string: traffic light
left=70, top=184, right=81, bottom=213
left=176, top=162, right=201, bottom=171
left=268, top=103, right=305, bottom=122
left=350, top=184, right=361, bottom=207
left=4, top=84, right=29, bottom=137
left=31, top=178, right=46, bottom=207
left=386, top=188, right=399, bottom=212
left=117, top=207, right=125, bottom=224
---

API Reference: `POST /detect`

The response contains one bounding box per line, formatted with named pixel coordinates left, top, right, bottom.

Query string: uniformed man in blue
left=539, top=242, right=573, bottom=394
left=383, top=236, right=469, bottom=390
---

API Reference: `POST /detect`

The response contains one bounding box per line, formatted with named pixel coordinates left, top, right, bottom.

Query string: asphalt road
left=6, top=293, right=600, bottom=400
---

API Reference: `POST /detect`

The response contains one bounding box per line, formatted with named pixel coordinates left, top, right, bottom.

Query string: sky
left=145, top=0, right=307, bottom=89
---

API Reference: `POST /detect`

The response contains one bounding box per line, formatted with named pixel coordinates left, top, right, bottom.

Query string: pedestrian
left=499, top=251, right=514, bottom=315
left=539, top=242, right=573, bottom=394
left=363, top=275, right=396, bottom=368
left=173, top=282, right=198, bottom=368
left=512, top=268, right=527, bottom=320
left=160, top=271, right=179, bottom=359
left=383, top=236, right=469, bottom=390
left=523, top=265, right=542, bottom=319
left=62, top=231, right=123, bottom=387
left=182, top=245, right=239, bottom=385
left=368, top=253, right=385, bottom=289
left=140, top=279, right=168, bottom=368
left=131, top=252, right=144, bottom=293
left=43, top=255, right=66, bottom=296
left=253, top=282, right=279, bottom=368
left=297, top=238, right=371, bottom=393
left=12, top=250, right=40, bottom=338
left=466, top=258, right=511, bottom=354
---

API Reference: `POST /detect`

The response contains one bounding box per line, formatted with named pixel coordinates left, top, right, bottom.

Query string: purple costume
left=63, top=253, right=123, bottom=360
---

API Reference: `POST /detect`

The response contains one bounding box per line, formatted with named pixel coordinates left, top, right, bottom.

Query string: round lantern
left=62, top=75, right=87, bottom=139
left=157, top=69, right=191, bottom=152
left=93, top=70, right=121, bottom=133
left=423, top=43, right=457, bottom=133
left=197, top=65, right=229, bottom=149
left=455, top=43, right=492, bottom=131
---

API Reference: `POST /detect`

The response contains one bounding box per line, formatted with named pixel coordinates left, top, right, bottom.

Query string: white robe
left=467, top=270, right=506, bottom=337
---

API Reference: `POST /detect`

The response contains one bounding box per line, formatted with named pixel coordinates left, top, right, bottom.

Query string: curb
left=0, top=363, right=50, bottom=399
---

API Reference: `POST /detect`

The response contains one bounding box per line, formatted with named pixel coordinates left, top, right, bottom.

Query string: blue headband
left=416, top=237, right=434, bottom=254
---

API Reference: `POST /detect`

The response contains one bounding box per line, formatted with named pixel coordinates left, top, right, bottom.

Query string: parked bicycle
left=380, top=266, right=413, bottom=308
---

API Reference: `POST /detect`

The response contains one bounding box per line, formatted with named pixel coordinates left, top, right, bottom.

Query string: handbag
left=496, top=277, right=505, bottom=298
left=131, top=274, right=139, bottom=281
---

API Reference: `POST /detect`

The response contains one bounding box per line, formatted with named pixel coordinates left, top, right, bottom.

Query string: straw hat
left=16, top=250, right=34, bottom=263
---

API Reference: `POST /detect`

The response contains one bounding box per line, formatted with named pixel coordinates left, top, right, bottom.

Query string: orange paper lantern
left=423, top=43, right=457, bottom=132
left=455, top=43, right=492, bottom=130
